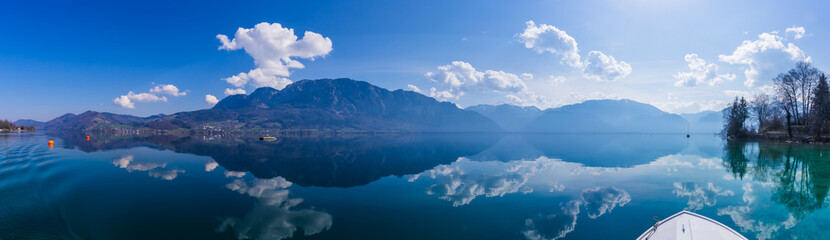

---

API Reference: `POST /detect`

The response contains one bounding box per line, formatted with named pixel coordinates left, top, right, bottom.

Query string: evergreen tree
left=812, top=74, right=830, bottom=138
left=724, top=97, right=750, bottom=138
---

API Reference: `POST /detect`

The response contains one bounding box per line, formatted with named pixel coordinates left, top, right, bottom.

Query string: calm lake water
left=2, top=132, right=830, bottom=240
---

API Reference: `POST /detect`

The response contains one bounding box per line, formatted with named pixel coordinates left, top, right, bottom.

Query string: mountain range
left=523, top=99, right=690, bottom=133
left=26, top=78, right=723, bottom=133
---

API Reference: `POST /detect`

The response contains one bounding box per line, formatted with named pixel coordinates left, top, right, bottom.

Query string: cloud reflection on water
left=411, top=157, right=561, bottom=206
left=672, top=182, right=734, bottom=211
left=217, top=177, right=333, bottom=240
left=112, top=155, right=185, bottom=181
left=522, top=187, right=631, bottom=240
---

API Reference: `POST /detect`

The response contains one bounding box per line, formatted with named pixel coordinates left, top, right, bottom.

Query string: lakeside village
left=724, top=62, right=830, bottom=143
left=0, top=120, right=36, bottom=133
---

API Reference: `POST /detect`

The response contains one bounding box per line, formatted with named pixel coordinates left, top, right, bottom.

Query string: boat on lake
left=259, top=136, right=277, bottom=141
left=636, top=211, right=747, bottom=240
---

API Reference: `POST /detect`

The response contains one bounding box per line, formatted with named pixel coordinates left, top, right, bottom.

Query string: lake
left=1, top=132, right=830, bottom=240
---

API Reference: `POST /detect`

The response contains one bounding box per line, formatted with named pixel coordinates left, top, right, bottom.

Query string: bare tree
left=750, top=93, right=771, bottom=132
left=793, top=62, right=820, bottom=123
left=775, top=72, right=800, bottom=125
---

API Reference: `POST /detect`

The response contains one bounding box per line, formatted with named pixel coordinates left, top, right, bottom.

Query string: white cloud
left=224, top=88, right=247, bottom=96
left=519, top=21, right=631, bottom=82
left=652, top=99, right=728, bottom=114
left=581, top=51, right=632, bottom=81
left=568, top=92, right=619, bottom=102
left=205, top=94, right=219, bottom=105
left=218, top=22, right=332, bottom=90
left=674, top=54, right=736, bottom=87
left=150, top=84, right=188, bottom=96
left=548, top=75, right=566, bottom=85
left=112, top=91, right=167, bottom=109
left=518, top=21, right=581, bottom=67
left=719, top=31, right=810, bottom=87
left=418, top=61, right=549, bottom=107
left=785, top=26, right=805, bottom=39
left=113, top=95, right=134, bottom=109
left=406, top=84, right=422, bottom=93
left=724, top=90, right=751, bottom=97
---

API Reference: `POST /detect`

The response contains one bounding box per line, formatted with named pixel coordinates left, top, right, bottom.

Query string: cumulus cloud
left=406, top=84, right=422, bottom=93
left=225, top=88, right=247, bottom=96
left=415, top=61, right=549, bottom=107
left=719, top=31, right=810, bottom=87
left=785, top=26, right=805, bottom=40
left=218, top=22, right=332, bottom=90
left=568, top=92, right=619, bottom=102
left=114, top=84, right=184, bottom=109
left=652, top=99, right=728, bottom=114
left=518, top=21, right=581, bottom=67
left=425, top=61, right=528, bottom=93
left=724, top=90, right=751, bottom=97
left=548, top=75, right=566, bottom=85
left=581, top=51, right=632, bottom=81
left=205, top=94, right=219, bottom=105
left=150, top=84, right=188, bottom=96
left=519, top=21, right=631, bottom=81
left=113, top=91, right=167, bottom=109
left=674, top=54, right=736, bottom=87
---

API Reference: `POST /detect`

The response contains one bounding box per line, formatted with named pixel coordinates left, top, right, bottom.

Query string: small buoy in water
left=48, top=140, right=54, bottom=147
left=86, top=136, right=90, bottom=141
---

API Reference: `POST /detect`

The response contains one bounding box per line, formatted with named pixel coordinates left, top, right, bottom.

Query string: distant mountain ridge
left=467, top=104, right=541, bottom=132
left=36, top=78, right=720, bottom=134
left=524, top=99, right=690, bottom=133
left=11, top=119, right=44, bottom=129
left=43, top=78, right=503, bottom=132
left=680, top=110, right=723, bottom=133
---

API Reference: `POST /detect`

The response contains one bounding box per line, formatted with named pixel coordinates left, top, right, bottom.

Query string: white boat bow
left=636, top=211, right=747, bottom=240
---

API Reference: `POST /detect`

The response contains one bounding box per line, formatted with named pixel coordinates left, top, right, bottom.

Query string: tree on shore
left=776, top=69, right=801, bottom=125
left=0, top=119, right=36, bottom=131
left=812, top=74, right=830, bottom=138
left=750, top=93, right=772, bottom=132
left=724, top=97, right=749, bottom=138
left=794, top=62, right=820, bottom=124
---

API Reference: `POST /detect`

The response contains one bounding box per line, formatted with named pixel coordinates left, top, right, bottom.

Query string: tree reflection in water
left=723, top=141, right=830, bottom=219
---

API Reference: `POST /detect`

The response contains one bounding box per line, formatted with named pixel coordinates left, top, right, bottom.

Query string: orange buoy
left=86, top=136, right=90, bottom=140
left=48, top=140, right=54, bottom=147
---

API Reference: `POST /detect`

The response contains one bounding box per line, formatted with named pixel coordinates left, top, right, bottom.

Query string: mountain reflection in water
left=0, top=133, right=828, bottom=239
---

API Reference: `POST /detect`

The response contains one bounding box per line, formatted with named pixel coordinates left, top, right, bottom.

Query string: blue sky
left=1, top=0, right=828, bottom=121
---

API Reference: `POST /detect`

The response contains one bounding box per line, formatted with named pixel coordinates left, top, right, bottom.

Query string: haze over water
left=2, top=133, right=829, bottom=240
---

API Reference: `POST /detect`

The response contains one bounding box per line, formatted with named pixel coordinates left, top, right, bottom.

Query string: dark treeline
left=0, top=120, right=36, bottom=131
left=725, top=62, right=830, bottom=141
